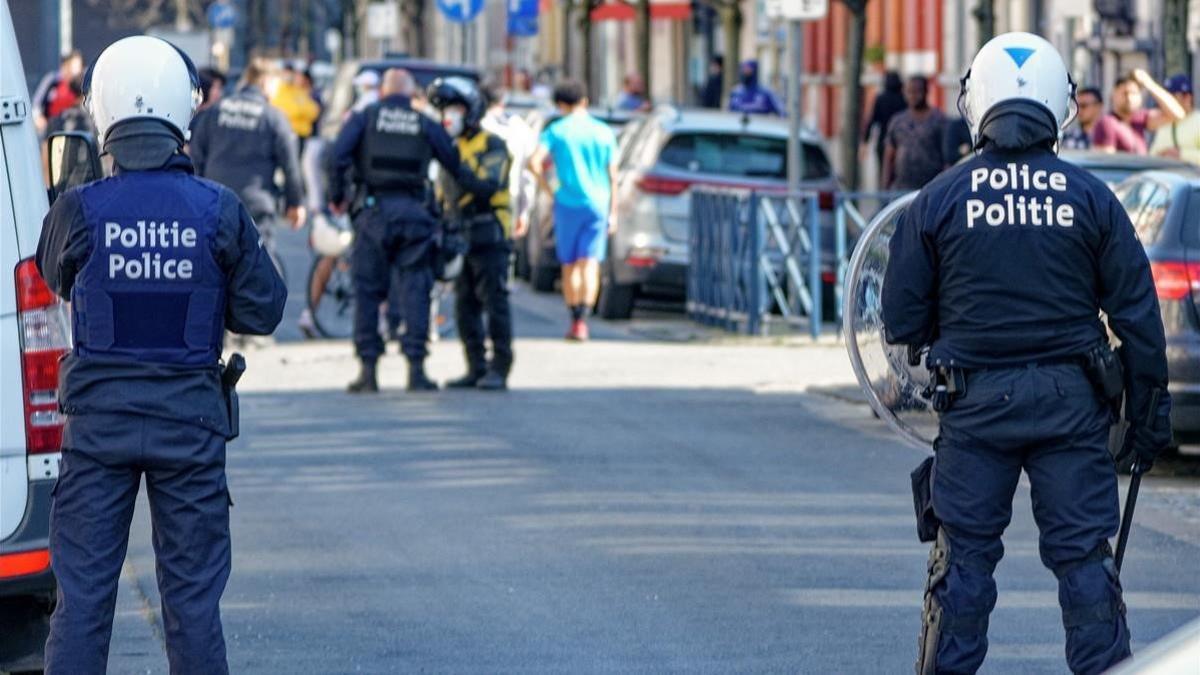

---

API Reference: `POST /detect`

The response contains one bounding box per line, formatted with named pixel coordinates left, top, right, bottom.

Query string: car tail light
left=1150, top=261, right=1200, bottom=301
left=0, top=549, right=51, bottom=579
left=15, top=259, right=69, bottom=454
left=636, top=174, right=692, bottom=196
left=818, top=191, right=836, bottom=211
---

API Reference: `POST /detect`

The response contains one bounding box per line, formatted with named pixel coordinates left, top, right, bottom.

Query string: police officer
left=329, top=68, right=497, bottom=393
left=35, top=37, right=286, bottom=673
left=190, top=57, right=306, bottom=233
left=881, top=33, right=1172, bottom=675
left=429, top=77, right=515, bottom=390
left=728, top=60, right=784, bottom=116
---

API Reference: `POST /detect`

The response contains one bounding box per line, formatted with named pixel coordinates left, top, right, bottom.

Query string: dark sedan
left=1115, top=169, right=1200, bottom=437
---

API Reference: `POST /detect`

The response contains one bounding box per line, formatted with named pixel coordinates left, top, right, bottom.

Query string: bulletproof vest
left=358, top=101, right=433, bottom=192
left=72, top=172, right=226, bottom=366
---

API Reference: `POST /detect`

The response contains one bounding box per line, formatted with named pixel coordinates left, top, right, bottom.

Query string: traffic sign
left=206, top=1, right=236, bottom=29
left=437, top=0, right=485, bottom=24
left=366, top=2, right=400, bottom=39
left=507, top=0, right=539, bottom=36
left=765, top=0, right=828, bottom=21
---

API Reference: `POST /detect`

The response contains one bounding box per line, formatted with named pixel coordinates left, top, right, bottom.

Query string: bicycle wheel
left=308, top=255, right=355, bottom=339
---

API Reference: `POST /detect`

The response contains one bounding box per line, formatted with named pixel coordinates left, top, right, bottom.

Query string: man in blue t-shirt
left=528, top=80, right=619, bottom=341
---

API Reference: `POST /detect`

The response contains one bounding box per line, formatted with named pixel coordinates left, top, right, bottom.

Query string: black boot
left=476, top=369, right=508, bottom=391
left=347, top=361, right=379, bottom=394
left=447, top=369, right=486, bottom=389
left=407, top=360, right=439, bottom=392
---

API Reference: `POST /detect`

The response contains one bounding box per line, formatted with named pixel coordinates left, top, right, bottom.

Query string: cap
left=1165, top=73, right=1193, bottom=94
left=353, top=70, right=380, bottom=88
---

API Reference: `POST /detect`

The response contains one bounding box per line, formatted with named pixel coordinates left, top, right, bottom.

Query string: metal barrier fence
left=688, top=188, right=907, bottom=339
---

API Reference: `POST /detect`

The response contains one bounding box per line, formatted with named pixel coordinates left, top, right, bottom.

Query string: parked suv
left=0, top=2, right=71, bottom=670
left=1114, top=169, right=1200, bottom=438
left=599, top=108, right=838, bottom=319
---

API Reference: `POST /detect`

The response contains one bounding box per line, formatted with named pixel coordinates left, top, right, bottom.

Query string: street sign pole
left=787, top=20, right=804, bottom=196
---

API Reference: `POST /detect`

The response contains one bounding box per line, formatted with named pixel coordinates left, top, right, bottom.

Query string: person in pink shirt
left=1092, top=70, right=1185, bottom=154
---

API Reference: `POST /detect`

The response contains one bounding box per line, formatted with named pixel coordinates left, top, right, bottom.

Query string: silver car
left=600, top=108, right=839, bottom=319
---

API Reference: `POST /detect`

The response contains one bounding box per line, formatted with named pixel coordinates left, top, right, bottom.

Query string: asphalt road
left=101, top=226, right=1200, bottom=673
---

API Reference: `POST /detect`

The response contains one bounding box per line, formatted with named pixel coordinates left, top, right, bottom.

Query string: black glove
left=1117, top=424, right=1168, bottom=472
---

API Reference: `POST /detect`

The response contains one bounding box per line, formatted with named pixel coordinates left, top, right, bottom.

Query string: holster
left=221, top=353, right=246, bottom=441
left=1083, top=344, right=1124, bottom=416
left=922, top=367, right=966, bottom=413
left=910, top=455, right=941, bottom=543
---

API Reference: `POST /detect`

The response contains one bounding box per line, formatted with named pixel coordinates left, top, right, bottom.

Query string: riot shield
left=842, top=193, right=938, bottom=450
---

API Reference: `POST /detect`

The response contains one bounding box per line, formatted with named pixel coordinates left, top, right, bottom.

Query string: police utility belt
left=918, top=343, right=1123, bottom=414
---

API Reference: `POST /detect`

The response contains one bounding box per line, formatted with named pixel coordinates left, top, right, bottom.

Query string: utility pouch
left=221, top=353, right=246, bottom=441
left=1083, top=344, right=1124, bottom=412
left=922, top=367, right=966, bottom=413
left=911, top=455, right=940, bottom=543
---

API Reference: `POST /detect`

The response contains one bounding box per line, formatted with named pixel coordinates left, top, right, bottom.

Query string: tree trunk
left=720, top=1, right=742, bottom=100
left=1164, top=0, right=1189, bottom=77
left=636, top=0, right=652, bottom=97
left=972, top=0, right=994, bottom=49
left=839, top=1, right=867, bottom=190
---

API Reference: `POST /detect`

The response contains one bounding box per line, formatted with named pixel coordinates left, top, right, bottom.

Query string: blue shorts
left=553, top=202, right=608, bottom=264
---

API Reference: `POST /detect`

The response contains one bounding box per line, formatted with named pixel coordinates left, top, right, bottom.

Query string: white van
left=0, top=1, right=72, bottom=670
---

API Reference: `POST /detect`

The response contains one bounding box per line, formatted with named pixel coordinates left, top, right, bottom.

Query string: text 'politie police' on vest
left=104, top=220, right=200, bottom=280
left=966, top=162, right=1075, bottom=229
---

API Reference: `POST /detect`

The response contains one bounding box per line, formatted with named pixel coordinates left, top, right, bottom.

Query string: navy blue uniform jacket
left=881, top=147, right=1169, bottom=421
left=35, top=154, right=287, bottom=436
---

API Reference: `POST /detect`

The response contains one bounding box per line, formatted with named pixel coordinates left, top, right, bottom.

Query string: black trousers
left=454, top=242, right=514, bottom=375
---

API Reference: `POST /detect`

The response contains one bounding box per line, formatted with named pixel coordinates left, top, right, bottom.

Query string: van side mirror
left=46, top=131, right=102, bottom=204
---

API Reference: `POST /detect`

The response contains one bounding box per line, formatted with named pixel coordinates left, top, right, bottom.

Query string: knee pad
left=1054, top=542, right=1126, bottom=630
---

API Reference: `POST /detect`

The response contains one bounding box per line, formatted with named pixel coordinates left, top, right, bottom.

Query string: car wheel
left=598, top=262, right=636, bottom=320
left=513, top=236, right=530, bottom=280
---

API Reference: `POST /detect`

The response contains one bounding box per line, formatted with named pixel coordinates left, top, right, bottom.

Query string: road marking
left=502, top=513, right=915, bottom=529
left=781, top=588, right=1200, bottom=611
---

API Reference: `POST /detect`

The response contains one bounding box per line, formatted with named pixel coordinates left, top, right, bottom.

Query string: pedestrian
left=881, top=32, right=1171, bottom=675
left=1149, top=74, right=1200, bottom=163
left=45, top=76, right=96, bottom=138
left=1091, top=70, right=1185, bottom=154
left=190, top=58, right=307, bottom=235
left=527, top=80, right=619, bottom=341
left=329, top=68, right=496, bottom=392
left=615, top=74, right=649, bottom=111
left=728, top=59, right=784, bottom=116
left=881, top=75, right=945, bottom=190
left=198, top=67, right=227, bottom=111
left=700, top=54, right=724, bottom=109
left=352, top=69, right=381, bottom=113
left=941, top=117, right=972, bottom=168
left=861, top=71, right=907, bottom=180
left=480, top=80, right=537, bottom=246
left=32, top=50, right=85, bottom=135
left=1061, top=86, right=1103, bottom=150
left=429, top=77, right=515, bottom=390
left=271, top=65, right=321, bottom=154
left=35, top=36, right=287, bottom=674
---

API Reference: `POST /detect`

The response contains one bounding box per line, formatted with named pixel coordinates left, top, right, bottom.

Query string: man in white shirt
left=1150, top=74, right=1200, bottom=165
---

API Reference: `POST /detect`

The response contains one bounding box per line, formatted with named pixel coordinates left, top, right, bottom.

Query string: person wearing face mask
left=728, top=59, right=784, bottom=116
left=328, top=68, right=497, bottom=393
left=428, top=77, right=515, bottom=390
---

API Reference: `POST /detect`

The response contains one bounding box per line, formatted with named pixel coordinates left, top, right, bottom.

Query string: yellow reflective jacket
left=449, top=129, right=513, bottom=235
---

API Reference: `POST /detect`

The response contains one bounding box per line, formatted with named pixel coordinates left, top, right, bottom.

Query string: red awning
left=591, top=1, right=691, bottom=21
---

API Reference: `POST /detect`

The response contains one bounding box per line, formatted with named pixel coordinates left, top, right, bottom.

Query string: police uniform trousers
left=351, top=194, right=436, bottom=364
left=922, top=364, right=1129, bottom=675
left=46, top=413, right=231, bottom=675
left=454, top=238, right=514, bottom=377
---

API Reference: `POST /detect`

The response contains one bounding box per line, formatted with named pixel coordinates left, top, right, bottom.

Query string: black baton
left=1114, top=388, right=1160, bottom=572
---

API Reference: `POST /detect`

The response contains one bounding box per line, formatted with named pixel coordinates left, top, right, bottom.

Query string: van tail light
left=1150, top=261, right=1200, bottom=301
left=15, top=259, right=69, bottom=454
left=636, top=174, right=692, bottom=196
left=0, top=549, right=51, bottom=579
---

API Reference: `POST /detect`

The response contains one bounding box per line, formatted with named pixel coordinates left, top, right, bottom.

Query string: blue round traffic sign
left=437, top=0, right=484, bottom=23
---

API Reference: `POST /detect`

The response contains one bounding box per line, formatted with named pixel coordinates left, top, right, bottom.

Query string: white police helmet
left=310, top=212, right=354, bottom=257
left=84, top=36, right=201, bottom=144
left=960, top=32, right=1075, bottom=144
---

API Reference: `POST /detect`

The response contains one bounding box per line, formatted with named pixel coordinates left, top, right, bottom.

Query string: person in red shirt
left=32, top=50, right=85, bottom=134
left=1092, top=70, right=1185, bottom=154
